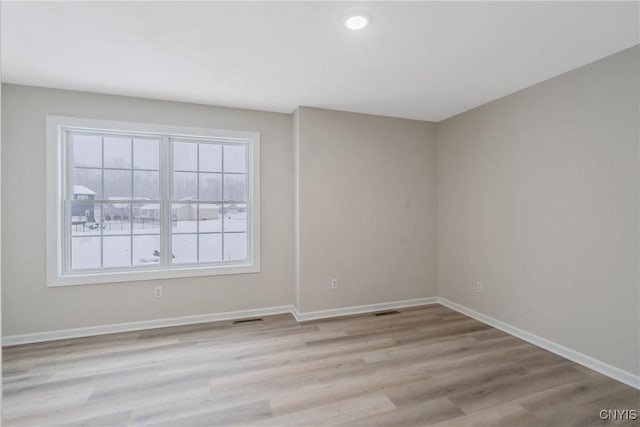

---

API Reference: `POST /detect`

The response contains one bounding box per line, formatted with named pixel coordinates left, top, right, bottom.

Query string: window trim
left=46, top=115, right=261, bottom=287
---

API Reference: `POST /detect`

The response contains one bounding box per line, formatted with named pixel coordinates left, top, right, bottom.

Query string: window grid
left=197, top=143, right=200, bottom=263
left=169, top=139, right=248, bottom=265
left=130, top=139, right=134, bottom=266
left=100, top=135, right=105, bottom=268
left=221, top=144, right=225, bottom=262
left=65, top=130, right=249, bottom=272
left=68, top=134, right=163, bottom=271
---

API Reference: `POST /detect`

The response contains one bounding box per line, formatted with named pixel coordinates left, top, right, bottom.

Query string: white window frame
left=46, top=116, right=261, bottom=287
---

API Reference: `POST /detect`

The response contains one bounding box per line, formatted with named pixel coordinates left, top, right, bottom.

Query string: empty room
left=0, top=1, right=639, bottom=426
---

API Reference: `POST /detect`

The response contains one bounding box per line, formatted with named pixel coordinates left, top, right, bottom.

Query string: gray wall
left=1, top=85, right=294, bottom=335
left=295, top=107, right=438, bottom=312
left=437, top=46, right=640, bottom=375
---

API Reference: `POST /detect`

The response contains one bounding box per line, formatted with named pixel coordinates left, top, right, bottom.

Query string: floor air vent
left=375, top=310, right=400, bottom=316
left=232, top=318, right=264, bottom=324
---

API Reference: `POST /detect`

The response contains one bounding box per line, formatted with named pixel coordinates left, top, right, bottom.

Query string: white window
left=46, top=116, right=260, bottom=286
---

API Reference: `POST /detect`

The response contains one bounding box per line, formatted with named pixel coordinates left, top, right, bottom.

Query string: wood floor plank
left=2, top=386, right=95, bottom=423
left=127, top=395, right=269, bottom=426
left=516, top=375, right=630, bottom=418
left=3, top=304, right=638, bottom=427
left=449, top=365, right=590, bottom=413
left=259, top=392, right=397, bottom=426
left=147, top=400, right=273, bottom=427
left=337, top=397, right=463, bottom=427
left=385, top=362, right=530, bottom=408
left=56, top=410, right=133, bottom=427
left=428, top=401, right=536, bottom=427
left=269, top=368, right=428, bottom=416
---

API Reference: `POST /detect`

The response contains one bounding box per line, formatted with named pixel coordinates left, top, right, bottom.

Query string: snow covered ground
left=71, top=213, right=247, bottom=269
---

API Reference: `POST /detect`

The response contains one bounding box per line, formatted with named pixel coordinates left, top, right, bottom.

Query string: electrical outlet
left=331, top=279, right=338, bottom=290
left=476, top=281, right=484, bottom=293
left=154, top=286, right=162, bottom=298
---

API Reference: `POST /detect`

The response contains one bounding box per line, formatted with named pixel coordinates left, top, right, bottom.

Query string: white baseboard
left=2, top=305, right=293, bottom=346
left=4, top=296, right=638, bottom=391
left=437, top=297, right=640, bottom=390
left=2, top=297, right=438, bottom=346
left=291, top=297, right=438, bottom=322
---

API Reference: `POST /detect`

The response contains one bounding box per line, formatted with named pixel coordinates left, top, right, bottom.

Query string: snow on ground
left=71, top=214, right=247, bottom=269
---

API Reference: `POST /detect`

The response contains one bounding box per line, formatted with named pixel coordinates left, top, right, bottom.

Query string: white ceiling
left=1, top=1, right=638, bottom=122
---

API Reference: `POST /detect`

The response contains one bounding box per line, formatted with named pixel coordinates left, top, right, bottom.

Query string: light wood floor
left=3, top=304, right=639, bottom=426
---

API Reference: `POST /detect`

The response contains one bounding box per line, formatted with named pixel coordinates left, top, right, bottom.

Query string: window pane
left=173, top=141, right=197, bottom=171
left=172, top=203, right=198, bottom=232
left=223, top=203, right=247, bottom=232
left=73, top=168, right=102, bottom=199
left=173, top=172, right=197, bottom=200
left=134, top=139, right=159, bottom=170
left=103, top=204, right=131, bottom=235
left=103, top=236, right=131, bottom=268
left=223, top=174, right=246, bottom=201
left=63, top=128, right=255, bottom=275
left=200, top=234, right=222, bottom=263
left=224, top=144, right=246, bottom=173
left=172, top=234, right=197, bottom=264
left=133, top=235, right=160, bottom=266
left=104, top=137, right=131, bottom=168
left=104, top=169, right=132, bottom=199
left=134, top=170, right=159, bottom=200
left=71, top=236, right=101, bottom=269
left=72, top=134, right=102, bottom=168
left=224, top=233, right=247, bottom=262
left=71, top=203, right=101, bottom=236
left=199, top=143, right=222, bottom=172
left=133, top=204, right=160, bottom=234
left=199, top=204, right=221, bottom=232
left=199, top=173, right=222, bottom=201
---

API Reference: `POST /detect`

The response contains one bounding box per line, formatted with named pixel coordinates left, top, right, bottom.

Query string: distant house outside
left=72, top=185, right=96, bottom=221
left=172, top=202, right=219, bottom=221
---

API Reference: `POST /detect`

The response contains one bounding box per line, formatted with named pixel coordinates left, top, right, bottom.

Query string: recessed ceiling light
left=344, top=14, right=369, bottom=31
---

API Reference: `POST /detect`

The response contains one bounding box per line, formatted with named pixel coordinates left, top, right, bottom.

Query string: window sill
left=47, top=262, right=260, bottom=287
